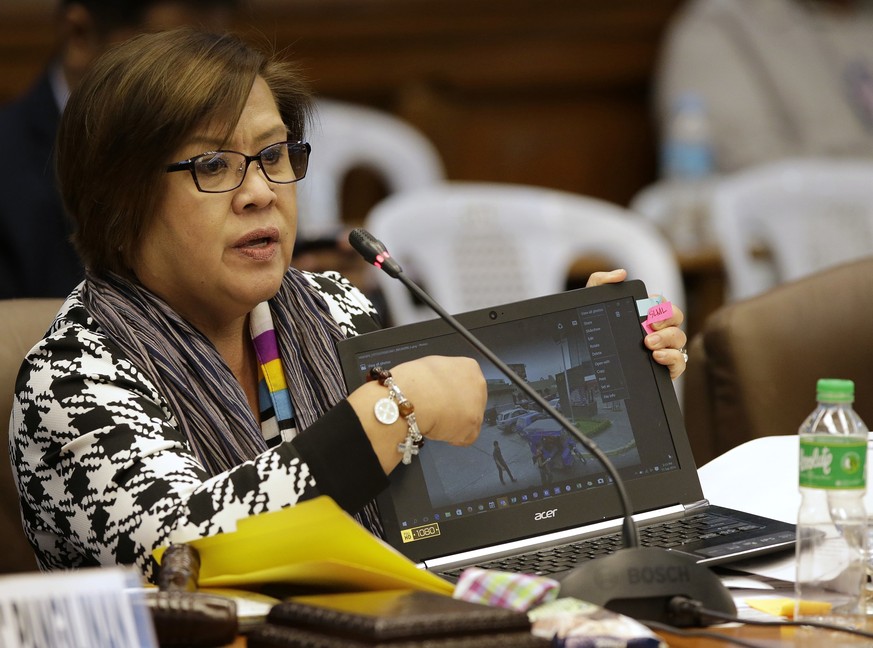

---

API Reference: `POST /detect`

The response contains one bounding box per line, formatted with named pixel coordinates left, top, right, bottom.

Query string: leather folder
left=246, top=589, right=550, bottom=648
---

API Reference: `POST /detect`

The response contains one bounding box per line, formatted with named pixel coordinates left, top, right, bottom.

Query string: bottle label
left=663, top=141, right=713, bottom=180
left=799, top=438, right=867, bottom=489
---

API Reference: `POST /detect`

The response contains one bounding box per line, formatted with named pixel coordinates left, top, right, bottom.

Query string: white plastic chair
left=629, top=177, right=721, bottom=252
left=297, top=98, right=446, bottom=241
left=710, top=158, right=873, bottom=302
left=364, top=182, right=685, bottom=324
left=629, top=179, right=682, bottom=231
left=364, top=182, right=687, bottom=403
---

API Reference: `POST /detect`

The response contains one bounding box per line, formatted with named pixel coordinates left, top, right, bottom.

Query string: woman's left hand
left=586, top=269, right=688, bottom=380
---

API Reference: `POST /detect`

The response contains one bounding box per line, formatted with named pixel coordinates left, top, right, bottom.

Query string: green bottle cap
left=816, top=378, right=855, bottom=403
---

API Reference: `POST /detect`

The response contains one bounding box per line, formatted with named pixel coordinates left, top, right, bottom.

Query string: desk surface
left=228, top=625, right=820, bottom=646
left=656, top=624, right=809, bottom=646
left=228, top=436, right=865, bottom=647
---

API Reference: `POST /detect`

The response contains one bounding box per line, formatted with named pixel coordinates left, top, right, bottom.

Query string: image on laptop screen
left=338, top=281, right=704, bottom=565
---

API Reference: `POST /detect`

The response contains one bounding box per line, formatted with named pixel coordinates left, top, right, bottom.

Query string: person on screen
left=533, top=446, right=553, bottom=486
left=9, top=28, right=690, bottom=582
left=492, top=440, right=517, bottom=485
left=0, top=0, right=238, bottom=299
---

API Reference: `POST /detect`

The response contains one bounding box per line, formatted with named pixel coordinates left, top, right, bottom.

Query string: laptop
left=337, top=280, right=795, bottom=581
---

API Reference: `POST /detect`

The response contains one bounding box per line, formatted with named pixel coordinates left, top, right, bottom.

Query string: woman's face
left=132, top=76, right=298, bottom=332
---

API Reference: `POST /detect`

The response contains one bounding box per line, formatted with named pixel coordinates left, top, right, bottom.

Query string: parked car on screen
left=510, top=409, right=545, bottom=433
left=496, top=408, right=537, bottom=432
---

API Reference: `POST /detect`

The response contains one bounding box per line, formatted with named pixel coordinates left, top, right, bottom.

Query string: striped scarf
left=82, top=268, right=348, bottom=477
left=250, top=303, right=298, bottom=444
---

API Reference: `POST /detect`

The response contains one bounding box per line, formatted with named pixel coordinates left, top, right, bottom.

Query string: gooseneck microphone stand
left=348, top=227, right=737, bottom=626
left=348, top=227, right=639, bottom=546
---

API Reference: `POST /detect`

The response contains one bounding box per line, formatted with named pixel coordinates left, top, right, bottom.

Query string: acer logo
left=534, top=508, right=558, bottom=521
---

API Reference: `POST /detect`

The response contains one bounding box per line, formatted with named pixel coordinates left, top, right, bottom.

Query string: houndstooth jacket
left=8, top=271, right=386, bottom=582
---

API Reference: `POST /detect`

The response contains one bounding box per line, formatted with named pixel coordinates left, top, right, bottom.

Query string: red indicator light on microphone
left=374, top=252, right=392, bottom=269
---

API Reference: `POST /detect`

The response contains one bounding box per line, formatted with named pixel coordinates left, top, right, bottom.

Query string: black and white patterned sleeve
left=302, top=271, right=383, bottom=337
left=10, top=314, right=322, bottom=582
left=10, top=277, right=387, bottom=582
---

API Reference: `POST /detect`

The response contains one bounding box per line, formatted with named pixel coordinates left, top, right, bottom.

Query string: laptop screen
left=337, top=280, right=702, bottom=564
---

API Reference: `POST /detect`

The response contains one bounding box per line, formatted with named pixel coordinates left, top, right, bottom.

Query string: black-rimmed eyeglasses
left=165, top=141, right=311, bottom=193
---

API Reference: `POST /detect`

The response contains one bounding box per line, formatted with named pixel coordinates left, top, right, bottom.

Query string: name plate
left=0, top=567, right=156, bottom=647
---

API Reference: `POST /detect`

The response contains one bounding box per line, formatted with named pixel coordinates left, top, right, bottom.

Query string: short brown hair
left=57, top=27, right=311, bottom=277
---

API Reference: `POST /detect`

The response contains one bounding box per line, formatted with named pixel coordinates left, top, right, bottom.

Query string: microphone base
left=557, top=547, right=736, bottom=627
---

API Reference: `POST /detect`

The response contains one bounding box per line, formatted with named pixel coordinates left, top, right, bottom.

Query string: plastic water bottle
left=795, top=378, right=868, bottom=625
left=662, top=92, right=713, bottom=182
left=660, top=92, right=714, bottom=250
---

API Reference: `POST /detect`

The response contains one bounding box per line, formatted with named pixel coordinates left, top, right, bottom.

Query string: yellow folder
left=154, top=496, right=453, bottom=595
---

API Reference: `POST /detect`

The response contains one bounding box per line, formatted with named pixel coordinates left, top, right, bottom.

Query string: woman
left=9, top=28, right=688, bottom=582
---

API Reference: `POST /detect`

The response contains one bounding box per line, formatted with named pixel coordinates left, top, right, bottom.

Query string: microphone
left=350, top=227, right=639, bottom=548
left=350, top=228, right=735, bottom=626
left=348, top=228, right=402, bottom=278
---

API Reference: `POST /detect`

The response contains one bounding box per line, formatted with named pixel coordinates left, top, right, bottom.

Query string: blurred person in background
left=0, top=0, right=238, bottom=299
left=655, top=0, right=873, bottom=175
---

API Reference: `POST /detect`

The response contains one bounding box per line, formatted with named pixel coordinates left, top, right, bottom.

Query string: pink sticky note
left=642, top=301, right=673, bottom=334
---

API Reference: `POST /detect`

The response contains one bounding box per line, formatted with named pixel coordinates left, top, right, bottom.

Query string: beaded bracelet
left=367, top=367, right=424, bottom=464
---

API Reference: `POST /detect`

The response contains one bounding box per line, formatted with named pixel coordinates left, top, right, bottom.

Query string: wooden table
left=229, top=623, right=843, bottom=646
left=660, top=621, right=873, bottom=646
left=656, top=624, right=796, bottom=646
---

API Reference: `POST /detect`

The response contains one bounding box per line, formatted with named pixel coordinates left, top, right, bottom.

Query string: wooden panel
left=0, top=0, right=682, bottom=206
left=228, top=0, right=683, bottom=205
left=0, top=5, right=55, bottom=104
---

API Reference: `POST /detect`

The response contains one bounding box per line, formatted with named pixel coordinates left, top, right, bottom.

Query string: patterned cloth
left=250, top=302, right=297, bottom=446
left=453, top=567, right=560, bottom=612
left=9, top=270, right=384, bottom=582
left=529, top=598, right=666, bottom=647
left=81, top=268, right=356, bottom=478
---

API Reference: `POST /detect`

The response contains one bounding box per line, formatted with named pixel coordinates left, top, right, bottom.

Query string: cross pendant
left=398, top=437, right=420, bottom=464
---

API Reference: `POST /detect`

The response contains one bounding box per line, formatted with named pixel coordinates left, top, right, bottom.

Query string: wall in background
left=0, top=0, right=682, bottom=213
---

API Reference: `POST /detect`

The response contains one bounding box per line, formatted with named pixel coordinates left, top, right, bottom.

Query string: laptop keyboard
left=437, top=511, right=763, bottom=581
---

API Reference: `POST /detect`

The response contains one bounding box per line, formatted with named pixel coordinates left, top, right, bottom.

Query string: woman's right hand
left=349, top=355, right=486, bottom=474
